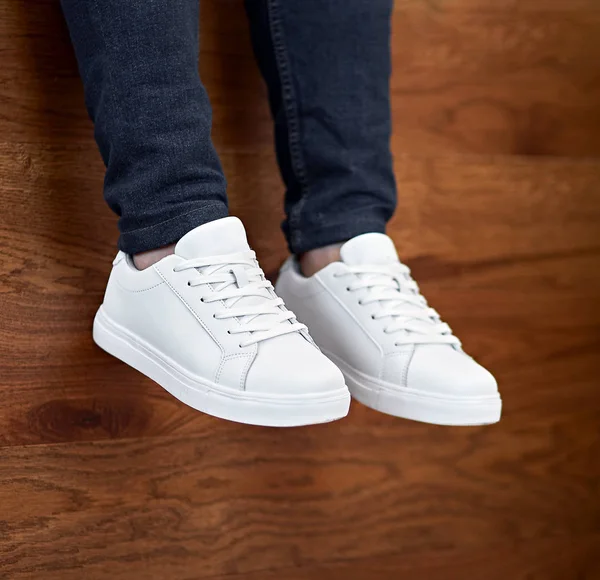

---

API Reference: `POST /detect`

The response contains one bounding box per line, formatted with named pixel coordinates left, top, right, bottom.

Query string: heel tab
left=112, top=251, right=127, bottom=266
left=279, top=256, right=296, bottom=274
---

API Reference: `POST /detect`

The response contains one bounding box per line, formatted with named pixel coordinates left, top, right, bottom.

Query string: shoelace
left=174, top=250, right=306, bottom=348
left=335, top=263, right=461, bottom=347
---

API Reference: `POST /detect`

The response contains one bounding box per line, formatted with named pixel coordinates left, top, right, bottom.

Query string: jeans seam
left=266, top=0, right=309, bottom=244
left=288, top=217, right=387, bottom=255
left=298, top=217, right=386, bottom=230
left=90, top=0, right=123, bottom=193
left=119, top=202, right=226, bottom=237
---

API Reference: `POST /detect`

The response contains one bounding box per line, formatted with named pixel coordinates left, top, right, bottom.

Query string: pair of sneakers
left=93, top=217, right=502, bottom=427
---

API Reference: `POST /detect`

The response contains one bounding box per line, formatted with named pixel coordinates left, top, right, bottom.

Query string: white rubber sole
left=93, top=307, right=351, bottom=427
left=322, top=349, right=502, bottom=426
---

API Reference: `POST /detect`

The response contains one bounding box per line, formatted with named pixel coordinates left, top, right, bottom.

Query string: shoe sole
left=322, top=349, right=502, bottom=426
left=93, top=306, right=351, bottom=427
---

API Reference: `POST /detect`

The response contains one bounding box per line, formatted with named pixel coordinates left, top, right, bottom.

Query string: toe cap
left=406, top=344, right=499, bottom=398
left=245, top=333, right=346, bottom=397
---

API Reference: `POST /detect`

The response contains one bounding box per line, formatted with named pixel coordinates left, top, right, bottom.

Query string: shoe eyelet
left=358, top=300, right=363, bottom=306
left=187, top=281, right=191, bottom=286
left=346, top=287, right=351, bottom=291
left=227, top=330, right=231, bottom=334
left=212, top=314, right=217, bottom=319
left=371, top=314, right=376, bottom=320
left=239, top=344, right=243, bottom=348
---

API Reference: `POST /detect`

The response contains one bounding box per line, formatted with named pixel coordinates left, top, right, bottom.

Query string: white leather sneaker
left=276, top=233, right=502, bottom=426
left=93, top=217, right=350, bottom=427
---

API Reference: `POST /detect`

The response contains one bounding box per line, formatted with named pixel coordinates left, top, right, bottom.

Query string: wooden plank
left=1, top=1, right=599, bottom=578
left=0, top=144, right=599, bottom=446
left=2, top=1, right=600, bottom=156
left=0, top=253, right=597, bottom=444
left=0, top=414, right=598, bottom=579
left=390, top=8, right=600, bottom=156
left=205, top=538, right=600, bottom=580
left=395, top=0, right=600, bottom=12
left=1, top=1, right=599, bottom=577
left=2, top=141, right=599, bottom=272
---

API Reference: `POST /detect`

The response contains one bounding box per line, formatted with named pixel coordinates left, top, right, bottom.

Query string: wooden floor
left=1, top=1, right=599, bottom=578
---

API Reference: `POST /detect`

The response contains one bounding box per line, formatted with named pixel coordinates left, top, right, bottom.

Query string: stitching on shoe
left=154, top=264, right=225, bottom=353
left=315, top=275, right=383, bottom=356
left=215, top=353, right=253, bottom=384
left=114, top=278, right=165, bottom=294
left=403, top=345, right=416, bottom=389
left=240, top=349, right=256, bottom=391
left=381, top=349, right=411, bottom=386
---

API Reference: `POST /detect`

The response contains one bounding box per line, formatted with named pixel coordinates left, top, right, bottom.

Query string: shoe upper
left=275, top=233, right=498, bottom=399
left=101, top=217, right=345, bottom=395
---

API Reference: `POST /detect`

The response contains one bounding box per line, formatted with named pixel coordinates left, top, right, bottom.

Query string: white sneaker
left=93, top=217, right=350, bottom=427
left=276, top=233, right=502, bottom=426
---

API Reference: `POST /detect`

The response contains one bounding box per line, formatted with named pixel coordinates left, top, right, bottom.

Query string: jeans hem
left=288, top=218, right=388, bottom=255
left=118, top=201, right=229, bottom=255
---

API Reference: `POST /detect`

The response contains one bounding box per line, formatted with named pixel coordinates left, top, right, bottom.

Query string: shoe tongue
left=175, top=217, right=250, bottom=259
left=340, top=233, right=399, bottom=266
left=341, top=233, right=434, bottom=332
left=175, top=216, right=287, bottom=333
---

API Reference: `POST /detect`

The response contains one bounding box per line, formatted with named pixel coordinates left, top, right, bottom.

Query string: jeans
left=61, top=0, right=397, bottom=256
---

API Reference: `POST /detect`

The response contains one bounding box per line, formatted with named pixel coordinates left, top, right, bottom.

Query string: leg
left=246, top=1, right=501, bottom=425
left=62, top=0, right=350, bottom=426
left=61, top=0, right=228, bottom=256
left=245, top=0, right=396, bottom=256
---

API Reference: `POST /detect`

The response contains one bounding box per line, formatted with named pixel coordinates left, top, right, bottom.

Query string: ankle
left=298, top=243, right=343, bottom=277
left=133, top=243, right=176, bottom=270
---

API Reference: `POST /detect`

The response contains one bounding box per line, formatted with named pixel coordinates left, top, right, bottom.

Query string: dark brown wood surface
left=1, top=1, right=599, bottom=578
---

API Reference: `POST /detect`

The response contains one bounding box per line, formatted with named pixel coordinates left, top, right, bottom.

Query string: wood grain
left=391, top=10, right=600, bottom=156
left=205, top=539, right=600, bottom=580
left=1, top=416, right=598, bottom=579
left=1, top=148, right=599, bottom=446
left=3, top=1, right=600, bottom=156
left=2, top=143, right=599, bottom=275
left=1, top=0, right=599, bottom=578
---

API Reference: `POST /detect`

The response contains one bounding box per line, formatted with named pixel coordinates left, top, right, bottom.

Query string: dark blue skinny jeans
left=61, top=0, right=397, bottom=255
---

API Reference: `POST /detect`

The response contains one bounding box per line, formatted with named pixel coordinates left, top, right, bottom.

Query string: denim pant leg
left=61, top=0, right=229, bottom=255
left=245, top=0, right=397, bottom=255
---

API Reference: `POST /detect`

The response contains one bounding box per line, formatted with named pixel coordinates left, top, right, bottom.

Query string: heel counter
left=101, top=253, right=126, bottom=313
left=275, top=256, right=293, bottom=297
